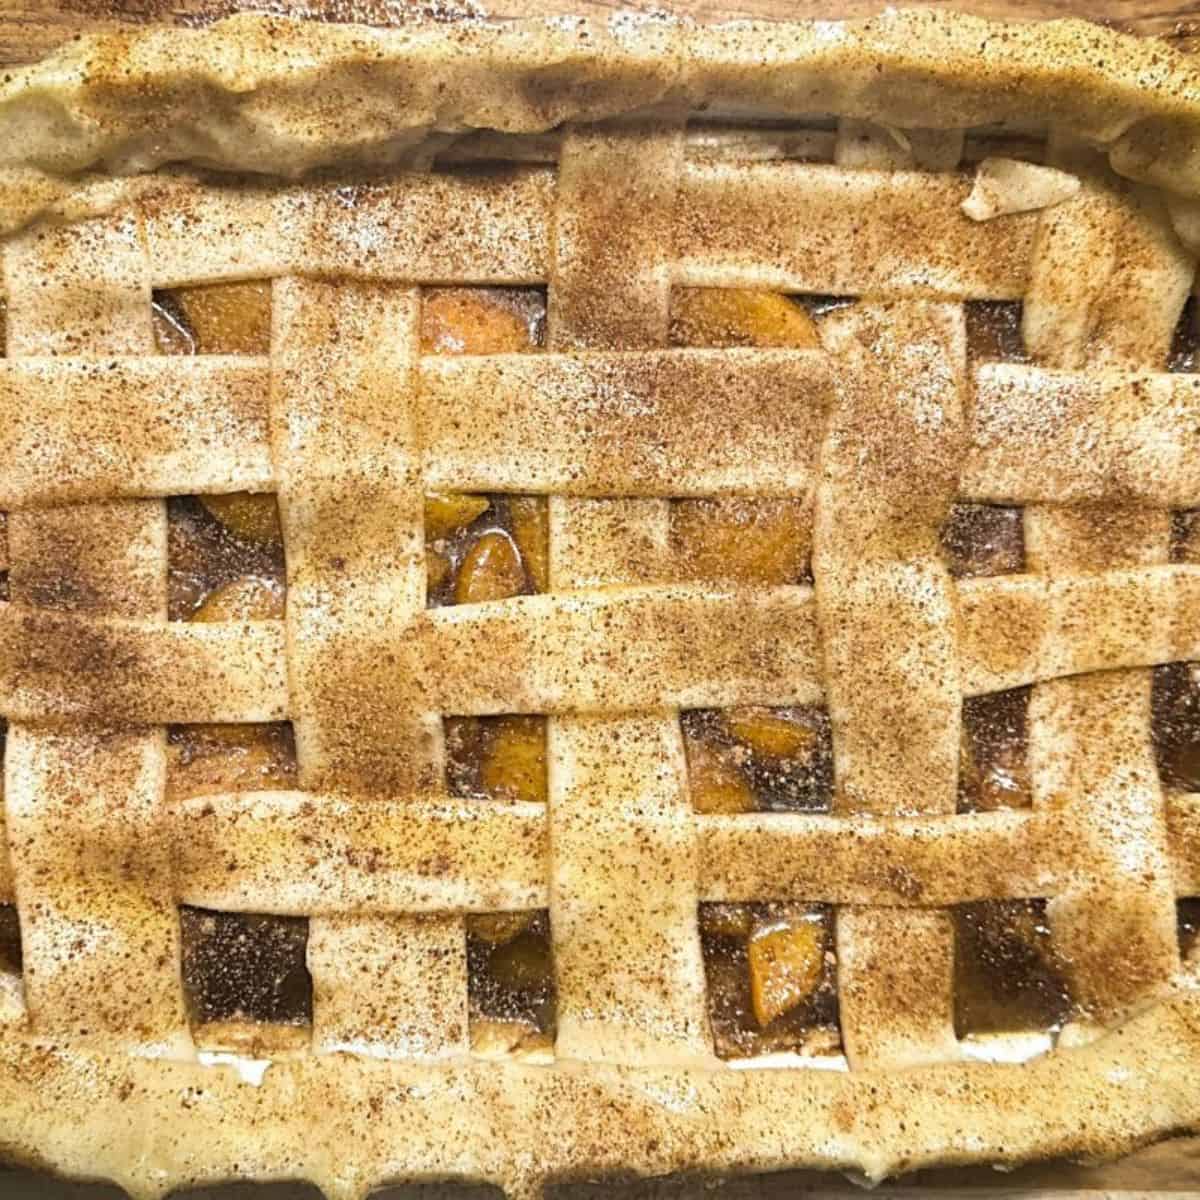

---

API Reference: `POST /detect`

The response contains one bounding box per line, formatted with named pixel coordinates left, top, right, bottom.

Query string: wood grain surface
left=1, top=0, right=1199, bottom=65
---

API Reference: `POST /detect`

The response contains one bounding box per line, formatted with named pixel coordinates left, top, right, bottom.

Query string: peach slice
left=726, top=707, right=815, bottom=758
left=509, top=497, right=549, bottom=593
left=480, top=716, right=547, bottom=804
left=699, top=903, right=755, bottom=940
left=748, top=918, right=823, bottom=1027
left=670, top=289, right=820, bottom=349
left=456, top=531, right=526, bottom=604
left=684, top=738, right=755, bottom=814
left=467, top=913, right=536, bottom=945
left=156, top=281, right=272, bottom=355
left=200, top=493, right=282, bottom=544
left=425, top=493, right=490, bottom=541
left=422, top=288, right=538, bottom=355
left=190, top=576, right=285, bottom=622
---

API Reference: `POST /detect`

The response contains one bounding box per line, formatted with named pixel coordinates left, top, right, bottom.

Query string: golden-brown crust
left=1019, top=136, right=1185, bottom=1033
left=0, top=9, right=1199, bottom=1199
left=814, top=297, right=967, bottom=1069
left=0, top=1000, right=1198, bottom=1198
left=1, top=8, right=1200, bottom=232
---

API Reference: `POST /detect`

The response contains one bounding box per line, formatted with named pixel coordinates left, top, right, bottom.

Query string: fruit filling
left=964, top=300, right=1027, bottom=363
left=0, top=903, right=20, bottom=977
left=1170, top=297, right=1198, bottom=373
left=1179, top=900, right=1200, bottom=960
left=466, top=910, right=556, bottom=1057
left=166, top=722, right=298, bottom=802
left=669, top=288, right=821, bottom=350
left=682, top=708, right=833, bottom=814
left=941, top=504, right=1025, bottom=577
left=179, top=906, right=312, bottom=1052
left=425, top=493, right=548, bottom=607
left=153, top=281, right=272, bottom=356
left=0, top=512, right=7, bottom=602
left=422, top=286, right=546, bottom=355
left=0, top=722, right=20, bottom=996
left=444, top=715, right=548, bottom=804
left=0, top=732, right=12, bottom=983
left=699, top=902, right=839, bottom=1060
left=1152, top=663, right=1200, bottom=792
left=667, top=288, right=821, bottom=586
left=1174, top=510, right=1200, bottom=563
left=954, top=900, right=1072, bottom=1037
left=959, top=688, right=1032, bottom=812
left=168, top=494, right=286, bottom=622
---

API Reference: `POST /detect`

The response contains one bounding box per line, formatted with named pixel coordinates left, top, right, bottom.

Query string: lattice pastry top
left=0, top=8, right=1198, bottom=1200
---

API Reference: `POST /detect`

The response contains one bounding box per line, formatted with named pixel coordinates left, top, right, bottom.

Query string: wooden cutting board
left=1, top=0, right=1198, bottom=65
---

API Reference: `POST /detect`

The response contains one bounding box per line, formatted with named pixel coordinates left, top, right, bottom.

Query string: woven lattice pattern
left=0, top=106, right=1198, bottom=1199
